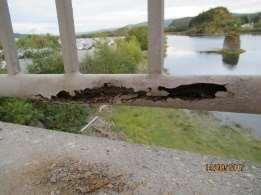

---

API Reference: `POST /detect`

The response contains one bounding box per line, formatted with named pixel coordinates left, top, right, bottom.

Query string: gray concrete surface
left=0, top=122, right=260, bottom=195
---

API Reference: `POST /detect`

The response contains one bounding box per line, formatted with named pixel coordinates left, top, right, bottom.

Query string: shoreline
left=165, top=31, right=261, bottom=37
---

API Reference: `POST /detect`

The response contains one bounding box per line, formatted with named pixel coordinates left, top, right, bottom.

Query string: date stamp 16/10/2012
left=205, top=163, right=245, bottom=172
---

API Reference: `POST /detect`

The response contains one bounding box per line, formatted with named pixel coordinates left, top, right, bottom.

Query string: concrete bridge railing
left=0, top=0, right=261, bottom=114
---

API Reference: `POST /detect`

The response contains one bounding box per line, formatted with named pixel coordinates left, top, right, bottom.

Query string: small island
left=181, top=7, right=247, bottom=65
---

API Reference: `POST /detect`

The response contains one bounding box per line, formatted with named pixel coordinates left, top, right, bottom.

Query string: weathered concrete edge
left=0, top=74, right=261, bottom=114
left=0, top=121, right=260, bottom=195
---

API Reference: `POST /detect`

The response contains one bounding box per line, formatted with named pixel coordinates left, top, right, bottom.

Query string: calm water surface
left=165, top=35, right=261, bottom=138
left=165, top=34, right=261, bottom=75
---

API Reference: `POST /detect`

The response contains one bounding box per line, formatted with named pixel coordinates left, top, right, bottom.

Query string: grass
left=1, top=97, right=260, bottom=164
left=103, top=106, right=261, bottom=164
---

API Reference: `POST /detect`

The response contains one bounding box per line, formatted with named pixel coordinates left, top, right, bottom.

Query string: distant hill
left=168, top=9, right=261, bottom=34
left=167, top=17, right=193, bottom=32
left=131, top=19, right=174, bottom=28
left=14, top=33, right=27, bottom=38
left=14, top=8, right=259, bottom=38
left=233, top=12, right=261, bottom=23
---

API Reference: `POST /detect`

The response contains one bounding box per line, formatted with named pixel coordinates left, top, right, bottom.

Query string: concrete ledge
left=0, top=122, right=260, bottom=195
left=1, top=74, right=261, bottom=114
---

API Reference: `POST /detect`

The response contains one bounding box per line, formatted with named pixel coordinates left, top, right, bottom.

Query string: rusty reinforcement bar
left=0, top=74, right=261, bottom=114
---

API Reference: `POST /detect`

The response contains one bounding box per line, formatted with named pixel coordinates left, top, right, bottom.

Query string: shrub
left=116, top=37, right=143, bottom=64
left=16, top=34, right=60, bottom=49
left=27, top=52, right=64, bottom=74
left=81, top=38, right=142, bottom=74
left=0, top=98, right=41, bottom=125
left=0, top=68, right=7, bottom=74
left=33, top=102, right=91, bottom=133
left=126, top=27, right=148, bottom=50
left=0, top=97, right=92, bottom=133
left=22, top=48, right=54, bottom=59
left=254, top=22, right=261, bottom=29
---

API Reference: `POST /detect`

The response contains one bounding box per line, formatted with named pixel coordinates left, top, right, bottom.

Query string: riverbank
left=98, top=106, right=261, bottom=164
left=165, top=30, right=261, bottom=36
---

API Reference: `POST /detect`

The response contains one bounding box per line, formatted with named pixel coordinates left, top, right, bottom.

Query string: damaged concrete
left=158, top=83, right=227, bottom=100
left=0, top=74, right=261, bottom=113
left=52, top=83, right=147, bottom=104
left=52, top=83, right=228, bottom=104
left=1, top=0, right=261, bottom=115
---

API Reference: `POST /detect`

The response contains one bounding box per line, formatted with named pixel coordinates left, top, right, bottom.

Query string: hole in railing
left=72, top=0, right=148, bottom=74
left=8, top=0, right=64, bottom=74
left=164, top=0, right=261, bottom=76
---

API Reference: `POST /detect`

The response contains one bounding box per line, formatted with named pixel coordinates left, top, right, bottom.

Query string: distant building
left=241, top=23, right=254, bottom=29
left=76, top=38, right=94, bottom=50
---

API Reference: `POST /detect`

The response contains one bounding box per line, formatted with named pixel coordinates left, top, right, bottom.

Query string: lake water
left=165, top=34, right=261, bottom=138
left=165, top=34, right=261, bottom=75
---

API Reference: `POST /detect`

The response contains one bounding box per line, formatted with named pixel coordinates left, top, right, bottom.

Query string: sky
left=7, top=0, right=261, bottom=34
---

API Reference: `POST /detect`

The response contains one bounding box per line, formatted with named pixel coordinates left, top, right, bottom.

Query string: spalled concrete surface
left=0, top=122, right=260, bottom=195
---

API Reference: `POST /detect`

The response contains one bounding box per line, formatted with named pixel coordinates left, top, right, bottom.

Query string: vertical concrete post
left=148, top=0, right=164, bottom=75
left=55, top=0, right=79, bottom=73
left=0, top=0, right=20, bottom=75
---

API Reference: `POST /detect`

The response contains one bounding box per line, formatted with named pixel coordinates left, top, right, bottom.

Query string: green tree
left=81, top=38, right=142, bottom=74
left=16, top=34, right=60, bottom=49
left=224, top=19, right=241, bottom=33
left=253, top=15, right=261, bottom=24
left=239, top=16, right=250, bottom=25
left=126, top=26, right=148, bottom=50
left=188, top=7, right=239, bottom=35
left=254, top=21, right=261, bottom=29
left=27, top=52, right=64, bottom=74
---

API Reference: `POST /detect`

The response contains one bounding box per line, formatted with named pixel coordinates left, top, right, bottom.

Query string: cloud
left=6, top=0, right=261, bottom=34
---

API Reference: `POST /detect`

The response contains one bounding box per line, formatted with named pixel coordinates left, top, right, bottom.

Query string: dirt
left=11, top=157, right=140, bottom=195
